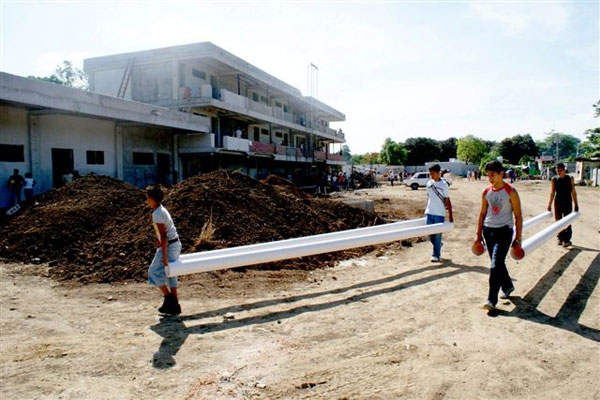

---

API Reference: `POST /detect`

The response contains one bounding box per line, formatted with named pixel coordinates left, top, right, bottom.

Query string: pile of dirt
left=0, top=171, right=389, bottom=284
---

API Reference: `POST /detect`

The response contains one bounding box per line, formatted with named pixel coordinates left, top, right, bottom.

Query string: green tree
left=519, top=154, right=533, bottom=165
left=594, top=99, right=600, bottom=118
left=403, top=137, right=441, bottom=165
left=496, top=134, right=539, bottom=165
left=580, top=127, right=600, bottom=158
left=457, top=135, right=487, bottom=165
left=439, top=137, right=457, bottom=161
left=540, top=130, right=580, bottom=160
left=28, top=60, right=88, bottom=90
left=362, top=152, right=380, bottom=165
left=351, top=154, right=363, bottom=164
left=341, top=145, right=352, bottom=162
left=379, top=138, right=407, bottom=165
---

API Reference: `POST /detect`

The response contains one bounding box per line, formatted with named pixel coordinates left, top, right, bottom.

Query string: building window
left=275, top=132, right=282, bottom=138
left=261, top=128, right=269, bottom=136
left=283, top=104, right=288, bottom=113
left=253, top=127, right=260, bottom=141
left=192, top=68, right=206, bottom=80
left=275, top=101, right=282, bottom=108
left=132, top=152, right=154, bottom=165
left=86, top=150, right=105, bottom=165
left=0, top=144, right=25, bottom=162
left=252, top=92, right=259, bottom=102
left=260, top=95, right=268, bottom=104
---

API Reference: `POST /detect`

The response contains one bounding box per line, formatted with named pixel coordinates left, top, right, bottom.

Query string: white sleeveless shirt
left=483, top=184, right=514, bottom=228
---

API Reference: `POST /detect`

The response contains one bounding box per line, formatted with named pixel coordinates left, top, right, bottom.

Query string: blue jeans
left=148, top=241, right=181, bottom=288
left=426, top=214, right=445, bottom=258
left=483, top=225, right=514, bottom=305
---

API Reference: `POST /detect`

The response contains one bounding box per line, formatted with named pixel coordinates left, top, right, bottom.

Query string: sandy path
left=1, top=179, right=599, bottom=399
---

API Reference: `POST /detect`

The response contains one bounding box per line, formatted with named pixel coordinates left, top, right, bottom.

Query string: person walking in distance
left=425, top=164, right=453, bottom=262
left=474, top=161, right=523, bottom=312
left=23, top=172, right=36, bottom=205
left=146, top=185, right=182, bottom=315
left=547, top=163, right=579, bottom=247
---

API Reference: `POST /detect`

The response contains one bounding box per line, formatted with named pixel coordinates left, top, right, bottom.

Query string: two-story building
left=83, top=42, right=347, bottom=182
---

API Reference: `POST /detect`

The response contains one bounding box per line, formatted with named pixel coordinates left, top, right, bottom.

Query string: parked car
left=404, top=172, right=452, bottom=190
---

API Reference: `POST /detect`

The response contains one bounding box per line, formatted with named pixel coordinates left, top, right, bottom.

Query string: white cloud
left=468, top=1, right=571, bottom=36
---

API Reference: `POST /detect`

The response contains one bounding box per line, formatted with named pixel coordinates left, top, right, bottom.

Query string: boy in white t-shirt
left=425, top=164, right=453, bottom=262
left=146, top=185, right=182, bottom=315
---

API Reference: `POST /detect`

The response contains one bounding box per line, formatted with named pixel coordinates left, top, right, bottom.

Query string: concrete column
left=173, top=133, right=183, bottom=183
left=115, top=124, right=124, bottom=180
left=172, top=60, right=179, bottom=100
left=28, top=114, right=42, bottom=190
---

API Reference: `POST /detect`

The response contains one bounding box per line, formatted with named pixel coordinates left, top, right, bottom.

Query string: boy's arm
left=445, top=197, right=453, bottom=222
left=156, top=223, right=169, bottom=266
left=475, top=191, right=488, bottom=242
left=510, top=189, right=523, bottom=243
left=571, top=176, right=579, bottom=212
left=547, top=179, right=556, bottom=211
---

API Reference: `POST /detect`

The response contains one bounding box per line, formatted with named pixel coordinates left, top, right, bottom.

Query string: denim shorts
left=148, top=241, right=181, bottom=288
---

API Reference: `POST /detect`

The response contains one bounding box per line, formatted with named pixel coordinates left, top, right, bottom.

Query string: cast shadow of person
left=494, top=249, right=600, bottom=342
left=149, top=261, right=487, bottom=369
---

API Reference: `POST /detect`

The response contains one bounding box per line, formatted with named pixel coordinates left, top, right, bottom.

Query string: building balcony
left=222, top=136, right=250, bottom=152
left=327, top=153, right=344, bottom=162
left=314, top=150, right=327, bottom=161
left=250, top=142, right=276, bottom=155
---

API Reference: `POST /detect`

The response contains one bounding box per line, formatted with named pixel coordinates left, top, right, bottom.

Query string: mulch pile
left=0, top=171, right=388, bottom=284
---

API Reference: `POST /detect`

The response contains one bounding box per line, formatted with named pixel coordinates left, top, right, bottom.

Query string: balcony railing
left=250, top=142, right=276, bottom=154
left=314, top=150, right=327, bottom=161
left=223, top=136, right=250, bottom=152
left=327, top=153, right=344, bottom=162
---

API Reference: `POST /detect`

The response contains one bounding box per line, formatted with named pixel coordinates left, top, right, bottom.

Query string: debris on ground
left=0, top=171, right=406, bottom=284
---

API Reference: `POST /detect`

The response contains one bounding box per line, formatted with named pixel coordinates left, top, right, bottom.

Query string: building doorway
left=156, top=153, right=171, bottom=186
left=51, top=148, right=73, bottom=188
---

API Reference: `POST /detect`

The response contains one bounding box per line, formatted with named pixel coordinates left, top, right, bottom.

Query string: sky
left=1, top=0, right=598, bottom=154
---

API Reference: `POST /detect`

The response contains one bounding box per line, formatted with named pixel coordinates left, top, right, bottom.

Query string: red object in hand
left=511, top=244, right=525, bottom=260
left=472, top=240, right=485, bottom=256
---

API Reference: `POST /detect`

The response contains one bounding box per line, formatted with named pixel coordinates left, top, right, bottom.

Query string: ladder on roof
left=117, top=58, right=134, bottom=98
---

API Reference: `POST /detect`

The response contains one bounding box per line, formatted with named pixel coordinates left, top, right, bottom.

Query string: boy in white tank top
left=474, top=161, right=523, bottom=312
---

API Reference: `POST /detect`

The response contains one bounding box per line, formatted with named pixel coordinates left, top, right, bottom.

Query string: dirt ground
left=1, top=179, right=599, bottom=399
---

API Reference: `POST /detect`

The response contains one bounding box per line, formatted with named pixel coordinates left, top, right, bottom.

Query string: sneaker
left=563, top=241, right=572, bottom=247
left=482, top=301, right=496, bottom=311
left=430, top=256, right=440, bottom=262
left=558, top=240, right=564, bottom=246
left=500, top=286, right=515, bottom=299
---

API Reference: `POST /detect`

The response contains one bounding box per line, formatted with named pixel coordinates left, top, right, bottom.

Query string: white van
left=404, top=172, right=452, bottom=190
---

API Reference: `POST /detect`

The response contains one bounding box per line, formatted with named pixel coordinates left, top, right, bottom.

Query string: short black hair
left=146, top=185, right=164, bottom=203
left=428, top=164, right=441, bottom=172
left=556, top=163, right=565, bottom=170
left=485, top=160, right=504, bottom=173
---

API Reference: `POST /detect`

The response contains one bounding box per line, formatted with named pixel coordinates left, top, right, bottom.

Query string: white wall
left=92, top=68, right=131, bottom=99
left=37, top=114, right=117, bottom=193
left=0, top=106, right=29, bottom=207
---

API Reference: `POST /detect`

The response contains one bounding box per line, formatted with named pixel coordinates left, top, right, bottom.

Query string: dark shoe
left=563, top=241, right=572, bottom=247
left=500, top=286, right=515, bottom=299
left=558, top=240, right=564, bottom=246
left=158, top=293, right=179, bottom=314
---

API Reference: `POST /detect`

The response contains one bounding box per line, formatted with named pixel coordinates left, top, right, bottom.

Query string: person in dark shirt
left=546, top=163, right=579, bottom=247
left=7, top=169, right=25, bottom=206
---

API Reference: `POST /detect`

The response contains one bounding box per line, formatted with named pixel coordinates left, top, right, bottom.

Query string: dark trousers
left=24, top=189, right=34, bottom=205
left=483, top=225, right=514, bottom=305
left=554, top=201, right=572, bottom=242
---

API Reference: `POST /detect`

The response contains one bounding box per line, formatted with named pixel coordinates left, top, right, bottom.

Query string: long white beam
left=179, top=217, right=427, bottom=262
left=522, top=211, right=552, bottom=230
left=512, top=212, right=580, bottom=260
left=169, top=222, right=453, bottom=276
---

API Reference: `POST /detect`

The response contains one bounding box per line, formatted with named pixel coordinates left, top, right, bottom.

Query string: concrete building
left=0, top=72, right=210, bottom=208
left=84, top=42, right=347, bottom=181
